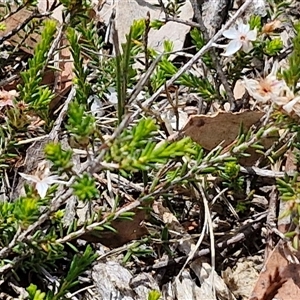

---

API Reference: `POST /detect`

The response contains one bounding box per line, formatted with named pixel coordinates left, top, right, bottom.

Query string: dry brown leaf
left=262, top=19, right=282, bottom=34
left=183, top=111, right=264, bottom=150
left=250, top=241, right=300, bottom=300
left=0, top=1, right=64, bottom=54
left=81, top=207, right=148, bottom=248
left=0, top=4, right=73, bottom=108
left=183, top=111, right=279, bottom=166
left=0, top=7, right=48, bottom=54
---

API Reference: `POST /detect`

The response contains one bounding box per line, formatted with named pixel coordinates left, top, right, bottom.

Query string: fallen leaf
left=0, top=7, right=49, bottom=54
left=250, top=241, right=300, bottom=300
left=183, top=111, right=264, bottom=150
left=81, top=206, right=148, bottom=248
left=0, top=3, right=73, bottom=109
left=183, top=111, right=279, bottom=166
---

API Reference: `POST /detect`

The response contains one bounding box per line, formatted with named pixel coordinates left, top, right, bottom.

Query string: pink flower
left=243, top=61, right=293, bottom=104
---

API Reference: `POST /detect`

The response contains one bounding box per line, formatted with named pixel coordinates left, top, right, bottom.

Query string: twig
left=199, top=181, right=216, bottom=298
left=89, top=113, right=132, bottom=174
left=127, top=54, right=163, bottom=105
left=240, top=166, right=294, bottom=178
left=0, top=75, right=18, bottom=88
left=165, top=16, right=202, bottom=28
left=176, top=184, right=207, bottom=280
left=264, top=186, right=278, bottom=261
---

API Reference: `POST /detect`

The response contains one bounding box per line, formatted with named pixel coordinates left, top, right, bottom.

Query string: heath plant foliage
left=0, top=0, right=300, bottom=298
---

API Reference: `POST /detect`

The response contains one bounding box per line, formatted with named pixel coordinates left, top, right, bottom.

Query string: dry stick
left=1, top=3, right=27, bottom=22
left=176, top=186, right=207, bottom=279
left=240, top=166, right=293, bottom=178
left=89, top=113, right=132, bottom=174
left=0, top=74, right=18, bottom=87
left=264, top=186, right=278, bottom=261
left=50, top=87, right=76, bottom=141
left=127, top=54, right=163, bottom=105
left=140, top=0, right=252, bottom=110
left=199, top=182, right=216, bottom=298
left=128, top=45, right=198, bottom=105
left=165, top=16, right=202, bottom=28
left=190, top=0, right=236, bottom=110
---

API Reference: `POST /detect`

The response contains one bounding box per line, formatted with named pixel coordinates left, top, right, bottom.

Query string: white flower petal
left=246, top=29, right=257, bottom=41
left=268, top=60, right=279, bottom=78
left=223, top=28, right=239, bottom=39
left=19, top=172, right=39, bottom=183
left=243, top=78, right=260, bottom=93
left=243, top=78, right=269, bottom=103
left=272, top=95, right=290, bottom=106
left=238, top=22, right=250, bottom=34
left=283, top=97, right=300, bottom=114
left=242, top=41, right=253, bottom=53
left=222, top=40, right=242, bottom=56
left=42, top=174, right=66, bottom=184
left=36, top=181, right=49, bottom=198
